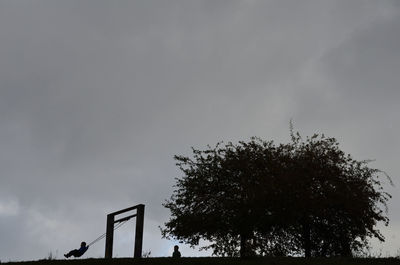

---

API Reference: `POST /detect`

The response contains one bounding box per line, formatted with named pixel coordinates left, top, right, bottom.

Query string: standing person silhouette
left=64, top=242, right=89, bottom=258
left=172, top=245, right=181, bottom=258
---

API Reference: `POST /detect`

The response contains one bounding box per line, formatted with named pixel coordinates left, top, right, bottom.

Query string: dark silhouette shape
left=104, top=204, right=145, bottom=259
left=172, top=245, right=181, bottom=258
left=64, top=242, right=89, bottom=258
left=161, top=128, right=392, bottom=258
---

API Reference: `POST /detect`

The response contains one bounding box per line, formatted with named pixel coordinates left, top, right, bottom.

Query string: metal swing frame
left=104, top=204, right=145, bottom=258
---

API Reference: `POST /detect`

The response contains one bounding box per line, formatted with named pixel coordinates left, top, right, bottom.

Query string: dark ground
left=4, top=257, right=400, bottom=265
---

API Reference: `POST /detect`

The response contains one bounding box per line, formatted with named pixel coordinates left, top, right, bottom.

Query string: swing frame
left=104, top=204, right=145, bottom=259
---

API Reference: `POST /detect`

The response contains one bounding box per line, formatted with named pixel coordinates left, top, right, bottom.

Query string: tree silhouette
left=284, top=131, right=392, bottom=257
left=161, top=130, right=391, bottom=257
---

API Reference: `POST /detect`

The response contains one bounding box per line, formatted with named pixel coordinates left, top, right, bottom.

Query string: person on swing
left=64, top=241, right=89, bottom=258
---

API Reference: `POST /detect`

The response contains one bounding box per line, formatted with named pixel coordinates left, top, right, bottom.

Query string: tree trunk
left=240, top=233, right=248, bottom=258
left=302, top=222, right=311, bottom=258
left=340, top=235, right=352, bottom=257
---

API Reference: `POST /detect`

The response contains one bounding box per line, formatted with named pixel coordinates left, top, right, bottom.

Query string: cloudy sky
left=1, top=0, right=400, bottom=261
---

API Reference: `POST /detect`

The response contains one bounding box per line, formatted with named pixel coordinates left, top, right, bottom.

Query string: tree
left=161, top=131, right=392, bottom=257
left=161, top=139, right=285, bottom=257
left=284, top=131, right=392, bottom=257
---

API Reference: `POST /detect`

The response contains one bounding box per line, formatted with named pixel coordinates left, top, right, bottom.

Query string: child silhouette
left=172, top=245, right=181, bottom=258
left=64, top=242, right=89, bottom=258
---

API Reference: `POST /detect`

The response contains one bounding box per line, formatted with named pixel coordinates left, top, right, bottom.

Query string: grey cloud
left=1, top=0, right=399, bottom=260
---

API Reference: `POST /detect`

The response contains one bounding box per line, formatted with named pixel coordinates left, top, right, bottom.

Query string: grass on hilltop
left=4, top=257, right=400, bottom=265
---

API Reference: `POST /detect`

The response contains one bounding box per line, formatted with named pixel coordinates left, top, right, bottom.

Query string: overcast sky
left=1, top=0, right=400, bottom=261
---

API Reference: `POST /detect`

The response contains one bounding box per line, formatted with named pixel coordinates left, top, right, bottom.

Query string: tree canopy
left=161, top=130, right=392, bottom=257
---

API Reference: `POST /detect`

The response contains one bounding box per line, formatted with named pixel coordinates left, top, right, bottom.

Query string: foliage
left=142, top=250, right=152, bottom=258
left=46, top=251, right=57, bottom=260
left=161, top=130, right=392, bottom=257
left=285, top=131, right=392, bottom=257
